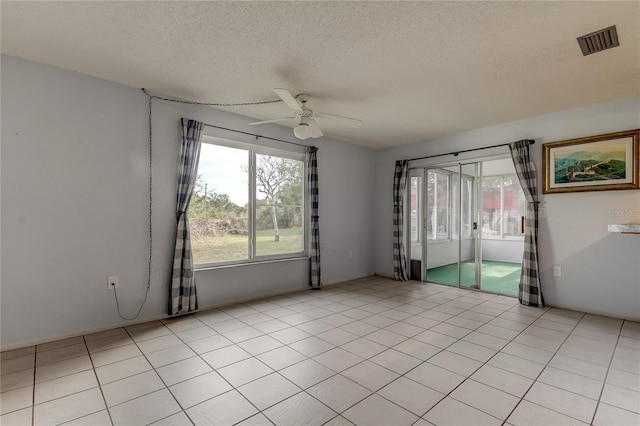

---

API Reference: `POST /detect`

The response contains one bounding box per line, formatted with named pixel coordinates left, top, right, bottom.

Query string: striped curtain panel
left=169, top=118, right=204, bottom=315
left=510, top=140, right=544, bottom=307
left=393, top=160, right=410, bottom=281
left=308, top=147, right=321, bottom=288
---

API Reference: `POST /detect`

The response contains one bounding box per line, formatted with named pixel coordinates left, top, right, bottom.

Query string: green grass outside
left=192, top=227, right=303, bottom=264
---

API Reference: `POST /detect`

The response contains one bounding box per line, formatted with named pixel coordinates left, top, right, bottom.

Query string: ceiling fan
left=249, top=88, right=362, bottom=140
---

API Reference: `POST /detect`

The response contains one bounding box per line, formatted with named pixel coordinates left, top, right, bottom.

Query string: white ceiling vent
left=577, top=25, right=619, bottom=56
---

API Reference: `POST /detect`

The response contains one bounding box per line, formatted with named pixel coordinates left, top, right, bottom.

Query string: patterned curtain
left=510, top=140, right=544, bottom=307
left=308, top=147, right=321, bottom=288
left=169, top=118, right=204, bottom=315
left=393, top=160, right=410, bottom=281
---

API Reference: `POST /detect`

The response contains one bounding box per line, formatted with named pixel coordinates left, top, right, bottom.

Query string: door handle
left=473, top=222, right=478, bottom=230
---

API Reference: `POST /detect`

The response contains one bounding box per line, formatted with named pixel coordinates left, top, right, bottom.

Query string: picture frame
left=542, top=129, right=640, bottom=194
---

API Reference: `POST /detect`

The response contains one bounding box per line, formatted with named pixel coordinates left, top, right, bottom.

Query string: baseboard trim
left=544, top=302, right=640, bottom=323
left=0, top=277, right=372, bottom=352
left=6, top=273, right=634, bottom=352
left=0, top=313, right=170, bottom=352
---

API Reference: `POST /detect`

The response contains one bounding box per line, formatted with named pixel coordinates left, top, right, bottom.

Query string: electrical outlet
left=348, top=250, right=353, bottom=259
left=108, top=276, right=119, bottom=289
left=552, top=266, right=562, bottom=277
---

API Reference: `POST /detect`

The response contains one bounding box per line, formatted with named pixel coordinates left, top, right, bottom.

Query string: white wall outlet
left=552, top=266, right=562, bottom=277
left=348, top=250, right=353, bottom=259
left=155, top=270, right=162, bottom=281
left=108, top=276, right=119, bottom=289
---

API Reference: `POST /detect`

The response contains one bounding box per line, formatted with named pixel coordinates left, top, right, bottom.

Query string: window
left=427, top=170, right=450, bottom=240
left=188, top=138, right=306, bottom=267
left=481, top=175, right=526, bottom=238
left=427, top=169, right=474, bottom=241
left=453, top=175, right=474, bottom=239
left=410, top=176, right=422, bottom=243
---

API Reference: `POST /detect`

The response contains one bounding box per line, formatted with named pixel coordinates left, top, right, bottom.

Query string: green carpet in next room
left=426, top=260, right=521, bottom=297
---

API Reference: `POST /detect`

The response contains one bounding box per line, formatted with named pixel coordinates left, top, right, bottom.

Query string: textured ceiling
left=2, top=1, right=639, bottom=149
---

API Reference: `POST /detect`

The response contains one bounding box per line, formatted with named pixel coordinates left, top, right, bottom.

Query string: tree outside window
left=188, top=141, right=305, bottom=266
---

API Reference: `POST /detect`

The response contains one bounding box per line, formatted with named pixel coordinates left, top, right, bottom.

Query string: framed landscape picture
left=543, top=129, right=640, bottom=194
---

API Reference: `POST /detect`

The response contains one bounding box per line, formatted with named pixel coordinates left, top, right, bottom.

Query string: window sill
left=195, top=256, right=310, bottom=272
left=482, top=236, right=524, bottom=241
left=427, top=237, right=474, bottom=244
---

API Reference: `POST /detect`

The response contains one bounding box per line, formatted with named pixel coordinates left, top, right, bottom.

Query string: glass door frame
left=408, top=168, right=425, bottom=282
left=458, top=161, right=481, bottom=290
left=408, top=153, right=525, bottom=297
left=411, top=161, right=481, bottom=289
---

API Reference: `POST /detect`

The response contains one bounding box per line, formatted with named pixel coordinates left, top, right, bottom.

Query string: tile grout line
left=497, top=310, right=585, bottom=425
left=589, top=318, right=625, bottom=425
left=190, top=308, right=357, bottom=426
left=29, top=337, right=109, bottom=425
left=4, top=279, right=638, bottom=426
left=404, top=298, right=619, bottom=424
left=506, top=311, right=632, bottom=423
left=188, top=283, right=455, bottom=423
left=30, top=349, right=35, bottom=426
left=83, top=334, right=115, bottom=426
left=153, top=315, right=297, bottom=425
left=403, top=294, right=536, bottom=424
left=126, top=320, right=197, bottom=425
left=315, top=286, right=524, bottom=423
left=274, top=284, right=520, bottom=423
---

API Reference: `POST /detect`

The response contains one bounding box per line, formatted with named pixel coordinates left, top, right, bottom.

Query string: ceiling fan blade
left=316, top=111, right=363, bottom=128
left=309, top=120, right=324, bottom=138
left=249, top=117, right=295, bottom=125
left=274, top=88, right=303, bottom=112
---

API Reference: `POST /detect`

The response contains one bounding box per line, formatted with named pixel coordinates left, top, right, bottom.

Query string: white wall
left=424, top=240, right=475, bottom=269
left=2, top=55, right=638, bottom=351
left=482, top=239, right=524, bottom=263
left=0, top=56, right=376, bottom=349
left=374, top=96, right=640, bottom=320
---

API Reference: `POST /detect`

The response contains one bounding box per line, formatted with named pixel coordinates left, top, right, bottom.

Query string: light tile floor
left=1, top=277, right=639, bottom=425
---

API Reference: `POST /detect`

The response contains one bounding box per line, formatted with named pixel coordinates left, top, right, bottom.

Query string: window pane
left=482, top=177, right=502, bottom=237
left=461, top=177, right=473, bottom=238
left=427, top=171, right=449, bottom=240
left=436, top=172, right=449, bottom=239
left=450, top=174, right=473, bottom=239
left=410, top=177, right=420, bottom=243
left=188, top=144, right=249, bottom=264
left=427, top=171, right=436, bottom=240
left=451, top=174, right=460, bottom=239
left=502, top=176, right=527, bottom=236
left=255, top=154, right=304, bottom=256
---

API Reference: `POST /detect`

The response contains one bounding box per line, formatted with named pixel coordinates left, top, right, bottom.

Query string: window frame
left=453, top=174, right=474, bottom=240
left=427, top=168, right=475, bottom=243
left=481, top=173, right=526, bottom=241
left=191, top=136, right=308, bottom=270
left=426, top=169, right=451, bottom=242
left=410, top=175, right=423, bottom=245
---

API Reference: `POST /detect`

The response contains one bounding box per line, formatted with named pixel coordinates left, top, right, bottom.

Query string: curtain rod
left=405, top=139, right=535, bottom=162
left=141, top=88, right=306, bottom=148
left=142, top=88, right=308, bottom=149
left=203, top=123, right=310, bottom=149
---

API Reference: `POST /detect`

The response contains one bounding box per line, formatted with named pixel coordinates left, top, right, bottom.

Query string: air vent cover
left=577, top=25, right=619, bottom=56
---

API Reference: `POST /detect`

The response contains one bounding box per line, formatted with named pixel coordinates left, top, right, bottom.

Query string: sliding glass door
left=478, top=159, right=527, bottom=296
left=458, top=163, right=480, bottom=289
left=420, top=162, right=481, bottom=289
left=424, top=167, right=458, bottom=286
left=409, top=158, right=525, bottom=297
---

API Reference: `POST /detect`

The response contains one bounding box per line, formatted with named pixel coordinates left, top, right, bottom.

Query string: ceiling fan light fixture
left=294, top=123, right=312, bottom=140
left=250, top=88, right=361, bottom=140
